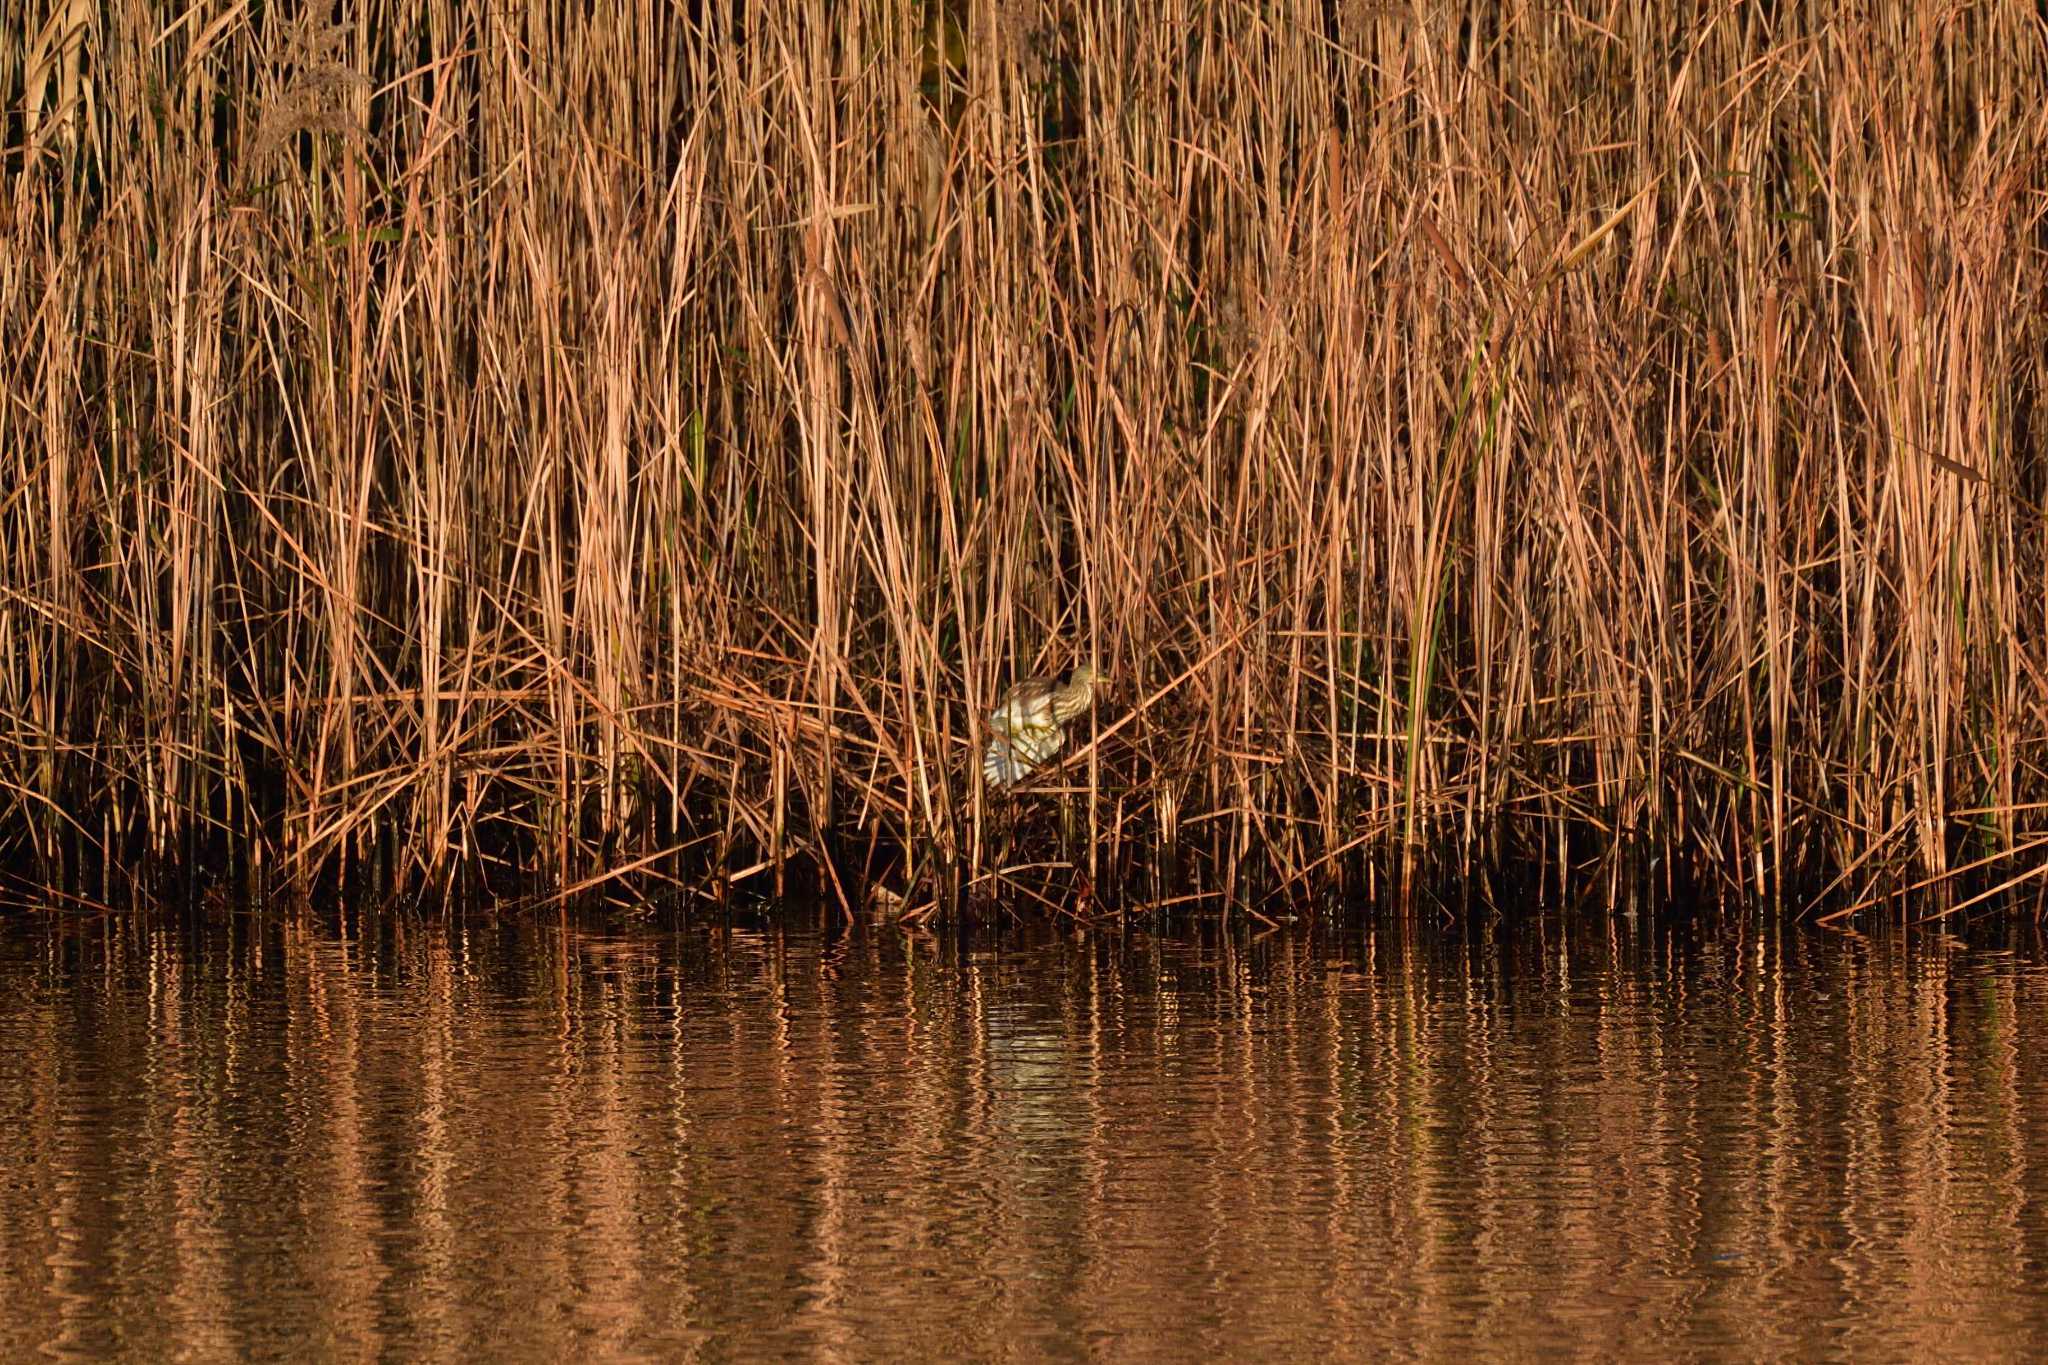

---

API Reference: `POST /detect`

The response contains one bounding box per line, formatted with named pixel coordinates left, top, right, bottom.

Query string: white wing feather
left=983, top=721, right=1065, bottom=788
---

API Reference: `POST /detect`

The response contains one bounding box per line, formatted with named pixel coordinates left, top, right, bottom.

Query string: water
left=2, top=909, right=2046, bottom=1361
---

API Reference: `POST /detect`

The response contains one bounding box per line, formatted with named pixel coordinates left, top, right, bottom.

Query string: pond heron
left=983, top=663, right=1101, bottom=790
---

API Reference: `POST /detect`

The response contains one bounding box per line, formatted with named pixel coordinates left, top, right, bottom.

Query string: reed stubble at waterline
left=2, top=2, right=2044, bottom=911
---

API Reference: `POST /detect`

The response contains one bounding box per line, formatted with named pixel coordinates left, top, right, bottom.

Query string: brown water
left=3, top=910, right=2047, bottom=1361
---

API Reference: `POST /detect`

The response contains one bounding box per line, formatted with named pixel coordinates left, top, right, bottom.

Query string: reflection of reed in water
left=1, top=920, right=2043, bottom=1358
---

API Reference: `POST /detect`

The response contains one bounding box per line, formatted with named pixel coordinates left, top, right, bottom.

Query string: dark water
left=3, top=909, right=2047, bottom=1361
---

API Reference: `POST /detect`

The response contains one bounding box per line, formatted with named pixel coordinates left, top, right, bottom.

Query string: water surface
left=3, top=909, right=2046, bottom=1360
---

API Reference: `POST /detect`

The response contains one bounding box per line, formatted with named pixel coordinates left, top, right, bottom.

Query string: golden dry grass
left=2, top=1, right=2045, bottom=913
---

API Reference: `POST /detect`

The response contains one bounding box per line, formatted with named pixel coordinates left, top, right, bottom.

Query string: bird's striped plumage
left=983, top=664, right=1099, bottom=789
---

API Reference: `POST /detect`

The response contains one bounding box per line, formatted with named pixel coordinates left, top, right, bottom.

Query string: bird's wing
left=988, top=679, right=1053, bottom=733
left=983, top=721, right=1065, bottom=789
left=983, top=738, right=1030, bottom=788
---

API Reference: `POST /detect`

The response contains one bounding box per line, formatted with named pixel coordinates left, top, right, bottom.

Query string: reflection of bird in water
left=983, top=664, right=1100, bottom=789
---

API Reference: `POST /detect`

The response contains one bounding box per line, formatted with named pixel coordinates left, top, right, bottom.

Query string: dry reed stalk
left=0, top=0, right=2043, bottom=915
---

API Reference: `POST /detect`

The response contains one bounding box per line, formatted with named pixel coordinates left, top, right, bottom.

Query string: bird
left=983, top=663, right=1101, bottom=790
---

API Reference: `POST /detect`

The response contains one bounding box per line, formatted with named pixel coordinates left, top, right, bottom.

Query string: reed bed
left=2, top=0, right=2045, bottom=914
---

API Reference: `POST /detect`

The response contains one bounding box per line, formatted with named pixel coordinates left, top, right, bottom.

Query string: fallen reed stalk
left=1, top=1, right=2045, bottom=914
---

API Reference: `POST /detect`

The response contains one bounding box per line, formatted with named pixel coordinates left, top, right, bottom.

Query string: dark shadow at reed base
left=6, top=806, right=2034, bottom=935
